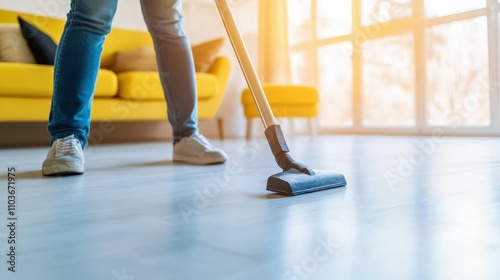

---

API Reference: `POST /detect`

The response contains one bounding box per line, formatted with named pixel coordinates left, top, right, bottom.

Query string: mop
left=215, top=0, right=347, bottom=195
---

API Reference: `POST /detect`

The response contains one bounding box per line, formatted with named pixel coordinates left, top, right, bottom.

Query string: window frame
left=289, top=0, right=500, bottom=136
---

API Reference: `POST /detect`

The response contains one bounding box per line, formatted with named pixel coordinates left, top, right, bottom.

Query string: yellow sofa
left=0, top=9, right=231, bottom=138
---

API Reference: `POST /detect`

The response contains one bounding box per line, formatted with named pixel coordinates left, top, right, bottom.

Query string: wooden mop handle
left=214, top=0, right=277, bottom=128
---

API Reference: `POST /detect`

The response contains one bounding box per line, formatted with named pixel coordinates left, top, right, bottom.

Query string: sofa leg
left=246, top=118, right=253, bottom=140
left=217, top=118, right=224, bottom=140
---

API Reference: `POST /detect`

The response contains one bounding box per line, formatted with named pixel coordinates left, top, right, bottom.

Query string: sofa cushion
left=17, top=16, right=57, bottom=65
left=241, top=84, right=319, bottom=105
left=0, top=63, right=118, bottom=98
left=117, top=71, right=218, bottom=101
left=0, top=24, right=36, bottom=64
left=111, top=46, right=157, bottom=73
left=110, top=38, right=224, bottom=74
left=192, top=38, right=224, bottom=72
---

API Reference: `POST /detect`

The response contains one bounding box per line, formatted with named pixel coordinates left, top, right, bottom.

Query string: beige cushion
left=110, top=38, right=224, bottom=73
left=0, top=24, right=36, bottom=64
left=191, top=38, right=224, bottom=72
left=110, top=46, right=157, bottom=73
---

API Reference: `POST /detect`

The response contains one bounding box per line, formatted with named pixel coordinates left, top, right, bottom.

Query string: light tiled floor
left=0, top=135, right=499, bottom=280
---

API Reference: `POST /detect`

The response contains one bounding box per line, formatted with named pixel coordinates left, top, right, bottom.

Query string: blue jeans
left=48, top=0, right=198, bottom=148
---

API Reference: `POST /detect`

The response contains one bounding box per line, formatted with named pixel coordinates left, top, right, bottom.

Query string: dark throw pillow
left=17, top=16, right=57, bottom=65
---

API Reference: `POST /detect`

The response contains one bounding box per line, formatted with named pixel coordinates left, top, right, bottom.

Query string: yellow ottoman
left=241, top=83, right=319, bottom=139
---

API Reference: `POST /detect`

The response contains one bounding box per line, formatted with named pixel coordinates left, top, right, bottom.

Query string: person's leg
left=48, top=0, right=118, bottom=148
left=140, top=0, right=227, bottom=164
left=140, top=0, right=197, bottom=143
left=43, top=0, right=118, bottom=175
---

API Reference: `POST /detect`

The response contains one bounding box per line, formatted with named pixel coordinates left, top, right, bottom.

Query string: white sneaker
left=173, top=133, right=228, bottom=165
left=42, top=135, right=85, bottom=176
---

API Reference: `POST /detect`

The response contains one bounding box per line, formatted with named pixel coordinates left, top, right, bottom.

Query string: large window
left=363, top=33, right=415, bottom=127
left=288, top=0, right=499, bottom=135
left=426, top=17, right=490, bottom=126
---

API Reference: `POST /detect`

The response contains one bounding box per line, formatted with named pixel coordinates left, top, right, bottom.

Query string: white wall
left=0, top=0, right=259, bottom=139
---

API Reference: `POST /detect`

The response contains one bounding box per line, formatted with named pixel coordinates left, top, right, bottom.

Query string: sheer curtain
left=258, top=0, right=291, bottom=83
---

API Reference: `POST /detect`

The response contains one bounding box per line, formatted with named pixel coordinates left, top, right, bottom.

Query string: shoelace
left=54, top=137, right=78, bottom=157
left=191, top=134, right=215, bottom=149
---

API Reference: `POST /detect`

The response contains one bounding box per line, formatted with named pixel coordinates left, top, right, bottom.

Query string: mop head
left=266, top=169, right=346, bottom=196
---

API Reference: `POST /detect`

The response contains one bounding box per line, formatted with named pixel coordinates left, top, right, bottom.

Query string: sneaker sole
left=42, top=165, right=84, bottom=176
left=173, top=154, right=226, bottom=165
